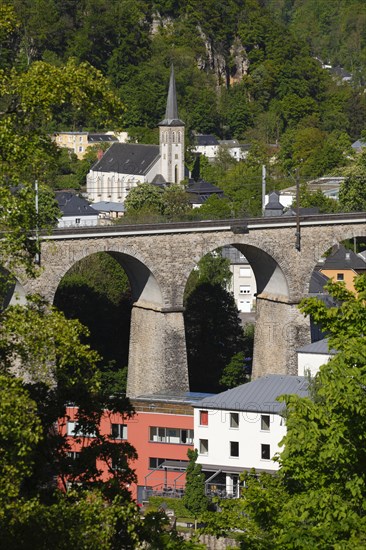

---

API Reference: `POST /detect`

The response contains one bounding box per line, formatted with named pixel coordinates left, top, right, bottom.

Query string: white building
left=222, top=246, right=257, bottom=312
left=297, top=338, right=336, bottom=377
left=56, top=192, right=99, bottom=228
left=194, top=375, right=309, bottom=496
left=86, top=66, right=185, bottom=204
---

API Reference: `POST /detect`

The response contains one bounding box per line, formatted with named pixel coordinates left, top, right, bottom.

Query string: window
left=149, top=427, right=193, bottom=445
left=337, top=273, right=344, bottom=281
left=67, top=451, right=80, bottom=460
left=175, top=154, right=178, bottom=159
left=199, top=410, right=208, bottom=426
left=67, top=421, right=95, bottom=438
left=111, top=423, right=127, bottom=440
left=230, top=412, right=239, bottom=428
left=239, top=267, right=251, bottom=277
left=239, top=285, right=251, bottom=294
left=230, top=441, right=239, bottom=457
left=78, top=146, right=83, bottom=152
left=261, top=415, right=270, bottom=431
left=199, top=439, right=208, bottom=455
left=75, top=218, right=80, bottom=224
left=261, top=444, right=270, bottom=460
left=67, top=421, right=76, bottom=436
left=149, top=457, right=166, bottom=469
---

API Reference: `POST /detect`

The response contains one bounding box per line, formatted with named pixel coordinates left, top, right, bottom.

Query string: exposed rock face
left=229, top=37, right=250, bottom=85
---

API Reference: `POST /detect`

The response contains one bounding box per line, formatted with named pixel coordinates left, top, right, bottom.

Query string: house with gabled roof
left=316, top=244, right=366, bottom=293
left=56, top=191, right=99, bottom=228
left=86, top=66, right=185, bottom=204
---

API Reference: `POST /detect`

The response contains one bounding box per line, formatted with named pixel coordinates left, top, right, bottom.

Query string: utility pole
left=295, top=168, right=301, bottom=251
left=35, top=180, right=40, bottom=265
left=262, top=164, right=266, bottom=216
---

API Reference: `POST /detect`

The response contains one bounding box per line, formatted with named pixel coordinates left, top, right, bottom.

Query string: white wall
left=297, top=352, right=332, bottom=377
left=194, top=407, right=286, bottom=473
left=227, top=261, right=257, bottom=312
left=58, top=215, right=99, bottom=228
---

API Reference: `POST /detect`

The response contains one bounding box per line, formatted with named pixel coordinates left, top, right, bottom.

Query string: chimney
left=97, top=149, right=104, bottom=161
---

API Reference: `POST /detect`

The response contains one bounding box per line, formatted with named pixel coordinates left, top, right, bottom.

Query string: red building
left=60, top=391, right=212, bottom=502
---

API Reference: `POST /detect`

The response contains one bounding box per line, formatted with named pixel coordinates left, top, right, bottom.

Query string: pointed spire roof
left=159, top=65, right=185, bottom=127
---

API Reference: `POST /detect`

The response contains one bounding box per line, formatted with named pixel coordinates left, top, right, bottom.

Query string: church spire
left=159, top=65, right=185, bottom=126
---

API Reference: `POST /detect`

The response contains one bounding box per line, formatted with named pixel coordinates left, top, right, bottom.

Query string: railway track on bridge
left=45, top=211, right=366, bottom=239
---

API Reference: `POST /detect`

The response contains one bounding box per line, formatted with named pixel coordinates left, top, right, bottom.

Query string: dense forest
left=2, top=0, right=366, bottom=145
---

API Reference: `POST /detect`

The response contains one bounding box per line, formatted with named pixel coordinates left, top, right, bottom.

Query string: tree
left=203, top=275, right=366, bottom=548
left=184, top=250, right=232, bottom=302
left=183, top=449, right=209, bottom=528
left=124, top=183, right=165, bottom=220
left=184, top=283, right=245, bottom=392
left=339, top=152, right=366, bottom=211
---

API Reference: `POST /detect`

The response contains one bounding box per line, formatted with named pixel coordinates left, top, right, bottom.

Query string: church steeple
left=159, top=65, right=185, bottom=127
left=159, top=65, right=185, bottom=184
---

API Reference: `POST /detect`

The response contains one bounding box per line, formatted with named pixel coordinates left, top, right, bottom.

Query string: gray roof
left=195, top=375, right=309, bottom=414
left=56, top=192, right=97, bottom=217
left=317, top=244, right=366, bottom=271
left=88, top=134, right=118, bottom=143
left=195, top=134, right=219, bottom=146
left=351, top=139, right=366, bottom=151
left=134, top=391, right=215, bottom=405
left=159, top=65, right=184, bottom=127
left=297, top=338, right=336, bottom=355
left=309, top=270, right=329, bottom=293
left=186, top=179, right=224, bottom=202
left=91, top=201, right=125, bottom=213
left=265, top=191, right=285, bottom=211
left=91, top=143, right=160, bottom=175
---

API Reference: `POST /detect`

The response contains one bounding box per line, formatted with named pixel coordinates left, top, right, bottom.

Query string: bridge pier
left=252, top=295, right=311, bottom=379
left=127, top=302, right=189, bottom=398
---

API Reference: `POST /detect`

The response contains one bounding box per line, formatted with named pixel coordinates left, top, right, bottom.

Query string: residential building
left=186, top=179, right=225, bottom=208
left=218, top=139, right=250, bottom=161
left=316, top=244, right=366, bottom=293
left=297, top=338, right=336, bottom=377
left=194, top=375, right=309, bottom=496
left=191, top=134, right=220, bottom=161
left=52, top=131, right=119, bottom=159
left=56, top=191, right=99, bottom=228
left=351, top=139, right=366, bottom=154
left=61, top=391, right=212, bottom=503
left=222, top=246, right=257, bottom=312
left=86, top=66, right=185, bottom=204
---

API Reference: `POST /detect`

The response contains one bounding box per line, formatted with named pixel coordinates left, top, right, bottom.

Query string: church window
left=178, top=131, right=181, bottom=143
left=172, top=132, right=175, bottom=143
left=175, top=154, right=178, bottom=159
left=174, top=165, right=178, bottom=183
left=107, top=177, right=112, bottom=197
left=97, top=177, right=101, bottom=196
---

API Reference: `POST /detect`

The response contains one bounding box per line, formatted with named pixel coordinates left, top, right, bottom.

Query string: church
left=86, top=66, right=186, bottom=204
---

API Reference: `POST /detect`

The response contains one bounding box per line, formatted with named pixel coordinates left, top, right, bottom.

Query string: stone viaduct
left=17, top=213, right=366, bottom=397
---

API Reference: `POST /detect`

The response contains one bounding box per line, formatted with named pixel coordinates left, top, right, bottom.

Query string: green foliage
left=294, top=183, right=342, bottom=214
left=339, top=152, right=366, bottom=212
left=184, top=282, right=245, bottom=392
left=0, top=375, right=42, bottom=506
left=220, top=351, right=249, bottom=389
left=184, top=251, right=232, bottom=301
left=183, top=449, right=209, bottom=519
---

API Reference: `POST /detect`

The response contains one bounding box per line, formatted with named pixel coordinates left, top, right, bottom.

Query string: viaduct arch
left=15, top=214, right=366, bottom=397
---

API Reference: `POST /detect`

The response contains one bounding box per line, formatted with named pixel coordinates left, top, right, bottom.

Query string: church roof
left=159, top=65, right=185, bottom=127
left=91, top=143, right=160, bottom=175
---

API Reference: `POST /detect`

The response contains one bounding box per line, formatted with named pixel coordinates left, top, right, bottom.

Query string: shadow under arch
left=231, top=243, right=290, bottom=299
left=106, top=251, right=163, bottom=306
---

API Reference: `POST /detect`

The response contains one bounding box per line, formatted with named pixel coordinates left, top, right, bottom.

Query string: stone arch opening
left=182, top=240, right=293, bottom=390
left=52, top=250, right=164, bottom=395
